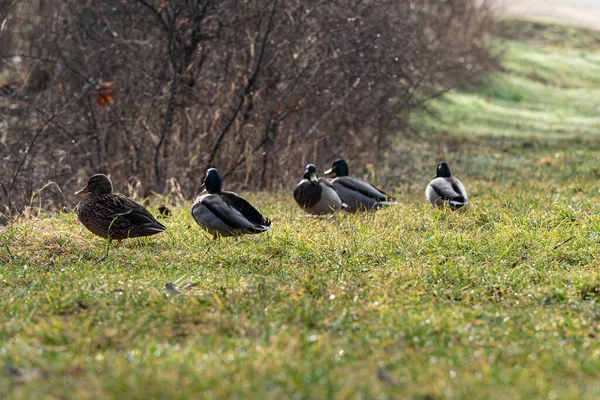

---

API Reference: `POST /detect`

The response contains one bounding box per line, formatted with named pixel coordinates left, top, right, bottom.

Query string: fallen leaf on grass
left=377, top=368, right=403, bottom=387
left=165, top=283, right=182, bottom=295
left=7, top=364, right=47, bottom=383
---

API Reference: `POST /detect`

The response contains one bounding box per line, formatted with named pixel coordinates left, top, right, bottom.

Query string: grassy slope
left=4, top=20, right=600, bottom=399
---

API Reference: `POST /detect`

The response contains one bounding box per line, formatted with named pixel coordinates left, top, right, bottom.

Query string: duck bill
left=74, top=186, right=90, bottom=195
left=323, top=168, right=334, bottom=175
left=309, top=172, right=318, bottom=183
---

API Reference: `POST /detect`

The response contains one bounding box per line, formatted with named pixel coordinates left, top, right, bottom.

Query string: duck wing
left=102, top=194, right=166, bottom=231
left=320, top=178, right=344, bottom=199
left=333, top=177, right=393, bottom=201
left=319, top=178, right=348, bottom=209
left=200, top=194, right=268, bottom=231
left=294, top=179, right=322, bottom=208
left=430, top=178, right=467, bottom=203
left=221, top=191, right=271, bottom=226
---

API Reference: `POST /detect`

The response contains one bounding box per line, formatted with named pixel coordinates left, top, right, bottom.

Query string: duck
left=191, top=168, right=272, bottom=239
left=323, top=159, right=397, bottom=212
left=425, top=162, right=468, bottom=210
left=75, top=174, right=166, bottom=242
left=293, top=164, right=346, bottom=215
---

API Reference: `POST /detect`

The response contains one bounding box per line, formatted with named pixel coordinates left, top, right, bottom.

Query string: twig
left=154, top=73, right=179, bottom=192
left=6, top=82, right=94, bottom=209
left=28, top=181, right=67, bottom=210
left=3, top=230, right=15, bottom=260
left=553, top=236, right=574, bottom=250
left=204, top=0, right=279, bottom=171
left=136, top=0, right=170, bottom=33
left=221, top=110, right=288, bottom=180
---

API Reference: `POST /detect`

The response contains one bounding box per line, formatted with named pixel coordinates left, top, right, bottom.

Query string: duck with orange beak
left=74, top=174, right=166, bottom=242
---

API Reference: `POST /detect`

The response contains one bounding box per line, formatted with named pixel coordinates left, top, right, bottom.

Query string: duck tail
left=249, top=224, right=273, bottom=234
left=146, top=221, right=167, bottom=232
left=448, top=198, right=468, bottom=208
left=341, top=203, right=349, bottom=209
left=377, top=201, right=398, bottom=207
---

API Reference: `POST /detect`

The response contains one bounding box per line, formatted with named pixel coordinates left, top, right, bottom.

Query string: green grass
left=411, top=43, right=600, bottom=140
left=4, top=19, right=600, bottom=398
left=398, top=19, right=600, bottom=190
left=498, top=18, right=600, bottom=49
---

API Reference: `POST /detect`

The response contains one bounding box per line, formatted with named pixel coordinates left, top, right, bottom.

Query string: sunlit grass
left=411, top=36, right=600, bottom=141
left=3, top=182, right=600, bottom=398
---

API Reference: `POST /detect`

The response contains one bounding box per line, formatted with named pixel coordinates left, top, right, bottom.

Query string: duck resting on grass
left=75, top=174, right=166, bottom=242
left=425, top=162, right=469, bottom=210
left=324, top=159, right=397, bottom=212
left=191, top=168, right=272, bottom=240
left=293, top=164, right=346, bottom=215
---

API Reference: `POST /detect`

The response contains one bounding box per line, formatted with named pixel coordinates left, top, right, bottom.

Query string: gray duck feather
left=294, top=164, right=345, bottom=215
left=192, top=168, right=272, bottom=239
left=324, top=159, right=397, bottom=212
left=425, top=162, right=468, bottom=210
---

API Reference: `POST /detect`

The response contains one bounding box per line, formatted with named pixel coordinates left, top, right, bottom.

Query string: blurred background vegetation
left=0, top=0, right=499, bottom=217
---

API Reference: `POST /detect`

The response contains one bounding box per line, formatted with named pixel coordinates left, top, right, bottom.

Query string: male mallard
left=324, top=159, right=397, bottom=212
left=293, top=164, right=346, bottom=215
left=425, top=162, right=468, bottom=210
left=75, top=174, right=166, bottom=241
left=191, top=168, right=272, bottom=240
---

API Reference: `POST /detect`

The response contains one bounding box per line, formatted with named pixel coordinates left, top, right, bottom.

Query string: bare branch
left=154, top=74, right=179, bottom=192
left=204, top=0, right=279, bottom=171
left=136, top=0, right=170, bottom=33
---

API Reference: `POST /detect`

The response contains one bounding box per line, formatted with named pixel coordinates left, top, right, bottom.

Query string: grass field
left=3, top=19, right=600, bottom=399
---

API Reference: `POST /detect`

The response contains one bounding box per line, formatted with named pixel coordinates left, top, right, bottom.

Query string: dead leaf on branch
left=96, top=81, right=116, bottom=108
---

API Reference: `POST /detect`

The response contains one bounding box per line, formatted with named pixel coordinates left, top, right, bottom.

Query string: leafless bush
left=0, top=0, right=498, bottom=217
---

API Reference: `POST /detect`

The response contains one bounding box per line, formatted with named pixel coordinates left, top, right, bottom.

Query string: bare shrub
left=0, top=0, right=498, bottom=217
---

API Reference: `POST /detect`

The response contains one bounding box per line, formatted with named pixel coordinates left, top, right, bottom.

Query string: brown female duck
left=75, top=174, right=166, bottom=242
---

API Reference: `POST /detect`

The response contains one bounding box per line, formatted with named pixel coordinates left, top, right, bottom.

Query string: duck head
left=435, top=162, right=452, bottom=178
left=75, top=174, right=113, bottom=196
left=324, top=159, right=349, bottom=177
left=303, top=164, right=319, bottom=184
left=203, top=168, right=222, bottom=193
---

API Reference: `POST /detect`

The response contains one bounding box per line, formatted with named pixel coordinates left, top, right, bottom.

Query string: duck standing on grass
left=293, top=164, right=346, bottom=215
left=75, top=174, right=166, bottom=242
left=425, top=162, right=469, bottom=210
left=323, top=159, right=397, bottom=212
left=191, top=168, right=272, bottom=240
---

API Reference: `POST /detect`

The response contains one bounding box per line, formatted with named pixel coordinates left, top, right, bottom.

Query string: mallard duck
left=425, top=162, right=468, bottom=210
left=293, top=164, right=346, bottom=215
left=75, top=174, right=166, bottom=241
left=324, top=159, right=397, bottom=212
left=191, top=168, right=272, bottom=239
